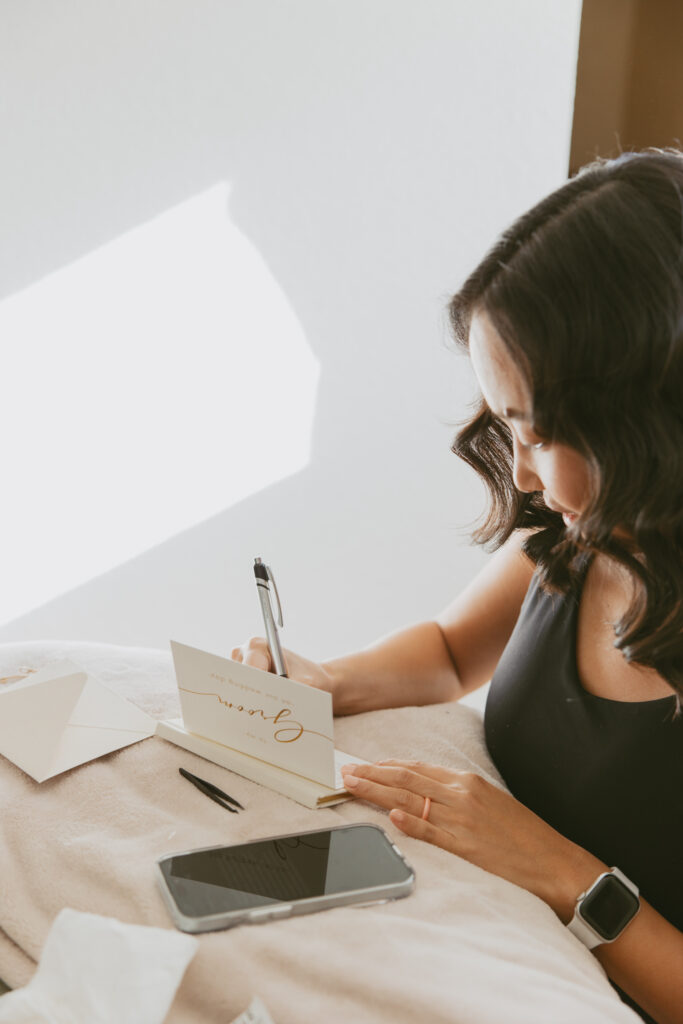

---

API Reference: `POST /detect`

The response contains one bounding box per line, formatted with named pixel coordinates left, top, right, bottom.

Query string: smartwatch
left=567, top=867, right=640, bottom=949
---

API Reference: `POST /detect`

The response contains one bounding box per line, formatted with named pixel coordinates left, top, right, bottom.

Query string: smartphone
left=156, top=823, right=415, bottom=933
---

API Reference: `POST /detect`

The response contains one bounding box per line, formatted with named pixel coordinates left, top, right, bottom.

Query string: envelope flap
left=0, top=671, right=87, bottom=780
left=70, top=678, right=155, bottom=734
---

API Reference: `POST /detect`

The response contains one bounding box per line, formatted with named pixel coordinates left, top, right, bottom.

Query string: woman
left=234, top=150, right=683, bottom=1024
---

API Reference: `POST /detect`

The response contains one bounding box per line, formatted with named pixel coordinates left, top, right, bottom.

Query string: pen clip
left=265, top=563, right=284, bottom=627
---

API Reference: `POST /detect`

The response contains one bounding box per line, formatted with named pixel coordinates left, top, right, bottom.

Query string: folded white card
left=0, top=663, right=156, bottom=783
left=160, top=642, right=366, bottom=807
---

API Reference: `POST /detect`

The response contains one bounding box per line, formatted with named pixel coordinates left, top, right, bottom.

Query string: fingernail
left=341, top=764, right=356, bottom=773
left=343, top=774, right=359, bottom=788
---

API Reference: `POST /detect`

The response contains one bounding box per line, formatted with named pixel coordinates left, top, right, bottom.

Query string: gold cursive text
left=179, top=687, right=333, bottom=745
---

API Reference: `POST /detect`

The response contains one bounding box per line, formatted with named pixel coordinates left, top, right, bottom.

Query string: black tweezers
left=179, top=767, right=245, bottom=813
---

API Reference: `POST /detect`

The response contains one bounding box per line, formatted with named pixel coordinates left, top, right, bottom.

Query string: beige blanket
left=0, top=642, right=638, bottom=1023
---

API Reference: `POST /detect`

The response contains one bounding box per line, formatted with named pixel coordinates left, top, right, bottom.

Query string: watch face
left=581, top=875, right=640, bottom=940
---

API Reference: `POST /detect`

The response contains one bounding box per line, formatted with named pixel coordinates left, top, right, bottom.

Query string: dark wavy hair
left=449, top=149, right=683, bottom=700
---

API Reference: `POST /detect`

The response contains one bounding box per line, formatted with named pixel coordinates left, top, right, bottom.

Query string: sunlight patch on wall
left=0, top=184, right=319, bottom=623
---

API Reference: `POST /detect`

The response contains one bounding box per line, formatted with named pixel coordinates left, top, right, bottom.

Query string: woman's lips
left=544, top=498, right=578, bottom=525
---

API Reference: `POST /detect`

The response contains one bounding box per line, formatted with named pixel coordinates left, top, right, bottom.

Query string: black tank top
left=485, top=564, right=683, bottom=937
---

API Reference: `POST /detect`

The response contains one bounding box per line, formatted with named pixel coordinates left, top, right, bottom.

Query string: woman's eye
left=491, top=411, right=549, bottom=451
left=519, top=437, right=548, bottom=451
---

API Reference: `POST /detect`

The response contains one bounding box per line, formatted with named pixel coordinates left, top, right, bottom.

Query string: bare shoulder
left=436, top=531, right=538, bottom=696
left=577, top=553, right=676, bottom=701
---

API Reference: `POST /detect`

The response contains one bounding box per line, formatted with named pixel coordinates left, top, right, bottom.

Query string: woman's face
left=468, top=309, right=591, bottom=527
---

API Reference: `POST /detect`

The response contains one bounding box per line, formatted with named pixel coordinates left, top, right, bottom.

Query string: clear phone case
left=156, top=823, right=415, bottom=933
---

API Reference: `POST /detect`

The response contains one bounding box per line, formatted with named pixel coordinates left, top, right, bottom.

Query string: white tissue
left=0, top=908, right=198, bottom=1024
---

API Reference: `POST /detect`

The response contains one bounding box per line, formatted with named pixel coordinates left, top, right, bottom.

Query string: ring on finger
left=421, top=796, right=431, bottom=821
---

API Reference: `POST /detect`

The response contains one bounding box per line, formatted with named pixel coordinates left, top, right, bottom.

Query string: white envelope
left=0, top=662, right=156, bottom=783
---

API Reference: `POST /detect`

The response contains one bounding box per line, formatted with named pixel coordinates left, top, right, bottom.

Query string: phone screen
left=158, top=824, right=412, bottom=918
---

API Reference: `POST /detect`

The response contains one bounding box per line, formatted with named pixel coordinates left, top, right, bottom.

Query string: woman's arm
left=592, top=900, right=683, bottom=1024
left=339, top=759, right=683, bottom=1024
left=552, top=867, right=683, bottom=1024
left=234, top=531, right=536, bottom=714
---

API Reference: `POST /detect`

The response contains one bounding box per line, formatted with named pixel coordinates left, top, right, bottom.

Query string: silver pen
left=253, top=557, right=288, bottom=677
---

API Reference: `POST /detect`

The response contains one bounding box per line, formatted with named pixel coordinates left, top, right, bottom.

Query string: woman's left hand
left=340, top=760, right=604, bottom=919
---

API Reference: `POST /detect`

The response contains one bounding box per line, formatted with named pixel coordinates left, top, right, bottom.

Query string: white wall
left=0, top=1, right=581, bottom=709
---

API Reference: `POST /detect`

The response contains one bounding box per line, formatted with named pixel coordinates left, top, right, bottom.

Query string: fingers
left=389, top=808, right=459, bottom=857
left=229, top=637, right=272, bottom=672
left=340, top=763, right=449, bottom=818
left=339, top=762, right=463, bottom=853
left=342, top=771, right=427, bottom=818
left=375, top=759, right=469, bottom=785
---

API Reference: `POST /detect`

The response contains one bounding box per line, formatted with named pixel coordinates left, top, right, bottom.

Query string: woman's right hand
left=230, top=637, right=336, bottom=697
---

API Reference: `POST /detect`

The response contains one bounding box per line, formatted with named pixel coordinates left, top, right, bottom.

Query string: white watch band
left=567, top=908, right=604, bottom=949
left=567, top=867, right=640, bottom=949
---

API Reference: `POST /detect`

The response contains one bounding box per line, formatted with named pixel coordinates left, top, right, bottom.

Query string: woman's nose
left=512, top=442, right=543, bottom=494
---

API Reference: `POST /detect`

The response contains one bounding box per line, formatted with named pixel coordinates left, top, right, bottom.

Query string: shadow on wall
left=0, top=1, right=580, bottom=657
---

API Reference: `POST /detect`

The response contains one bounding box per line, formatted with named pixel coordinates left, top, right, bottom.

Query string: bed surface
left=0, top=641, right=639, bottom=1023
